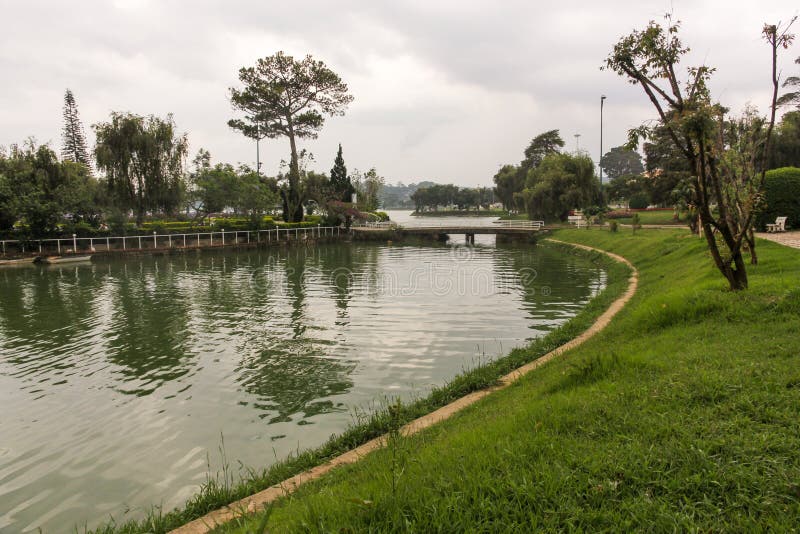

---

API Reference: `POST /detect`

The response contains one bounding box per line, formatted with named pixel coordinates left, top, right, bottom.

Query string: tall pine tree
left=62, top=89, right=91, bottom=168
left=330, top=143, right=353, bottom=202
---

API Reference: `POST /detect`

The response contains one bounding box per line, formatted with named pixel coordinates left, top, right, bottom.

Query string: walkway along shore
left=169, top=238, right=640, bottom=534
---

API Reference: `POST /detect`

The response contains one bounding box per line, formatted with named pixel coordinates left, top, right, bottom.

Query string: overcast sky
left=1, top=1, right=797, bottom=186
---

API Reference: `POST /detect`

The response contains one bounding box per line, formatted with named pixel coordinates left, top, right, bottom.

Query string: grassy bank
left=86, top=240, right=630, bottom=533
left=610, top=209, right=687, bottom=225
left=222, top=229, right=800, bottom=532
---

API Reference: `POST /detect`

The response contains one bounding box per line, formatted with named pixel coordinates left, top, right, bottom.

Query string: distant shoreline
left=410, top=210, right=507, bottom=217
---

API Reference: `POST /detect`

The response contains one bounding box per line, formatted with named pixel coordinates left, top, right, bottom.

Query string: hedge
left=756, top=167, right=800, bottom=230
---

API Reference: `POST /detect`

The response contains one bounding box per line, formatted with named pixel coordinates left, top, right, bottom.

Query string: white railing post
left=183, top=234, right=187, bottom=248
left=222, top=229, right=225, bottom=246
left=197, top=233, right=200, bottom=247
left=153, top=231, right=157, bottom=248
left=89, top=237, right=93, bottom=250
left=106, top=236, right=110, bottom=250
left=138, top=236, right=142, bottom=249
left=122, top=237, right=126, bottom=250
left=72, top=233, right=77, bottom=252
left=168, top=234, right=172, bottom=248
left=210, top=232, right=213, bottom=246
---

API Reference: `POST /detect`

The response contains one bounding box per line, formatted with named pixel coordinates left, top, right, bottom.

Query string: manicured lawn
left=611, top=209, right=687, bottom=225
left=220, top=229, right=800, bottom=532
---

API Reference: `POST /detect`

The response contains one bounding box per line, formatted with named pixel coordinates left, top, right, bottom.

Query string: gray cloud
left=1, top=0, right=797, bottom=186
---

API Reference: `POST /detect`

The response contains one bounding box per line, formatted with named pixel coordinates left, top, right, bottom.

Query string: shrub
left=631, top=212, right=642, bottom=233
left=606, top=209, right=632, bottom=219
left=756, top=167, right=800, bottom=230
left=628, top=193, right=650, bottom=210
left=609, top=220, right=619, bottom=232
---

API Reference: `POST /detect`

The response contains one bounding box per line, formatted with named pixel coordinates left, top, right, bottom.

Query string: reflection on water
left=0, top=236, right=603, bottom=532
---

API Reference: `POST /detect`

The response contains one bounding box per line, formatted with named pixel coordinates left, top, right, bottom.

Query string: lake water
left=0, top=212, right=605, bottom=532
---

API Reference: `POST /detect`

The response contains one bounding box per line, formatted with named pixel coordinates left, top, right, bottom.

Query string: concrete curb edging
left=170, top=238, right=639, bottom=534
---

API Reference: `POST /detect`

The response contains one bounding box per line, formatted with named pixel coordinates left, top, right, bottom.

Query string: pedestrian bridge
left=352, top=220, right=545, bottom=243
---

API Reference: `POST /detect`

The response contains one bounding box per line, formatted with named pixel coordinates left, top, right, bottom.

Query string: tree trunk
left=746, top=227, right=757, bottom=265
left=701, top=213, right=748, bottom=291
left=285, top=121, right=304, bottom=223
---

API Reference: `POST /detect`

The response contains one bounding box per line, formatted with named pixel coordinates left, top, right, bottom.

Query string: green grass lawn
left=220, top=229, right=800, bottom=532
left=612, top=209, right=687, bottom=225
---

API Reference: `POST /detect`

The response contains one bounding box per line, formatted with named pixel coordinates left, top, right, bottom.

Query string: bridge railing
left=492, top=220, right=545, bottom=229
left=393, top=220, right=544, bottom=230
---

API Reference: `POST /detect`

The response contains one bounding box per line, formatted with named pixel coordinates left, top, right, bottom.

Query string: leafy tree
left=605, top=173, right=648, bottom=204
left=605, top=17, right=792, bottom=290
left=189, top=151, right=277, bottom=225
left=353, top=167, right=384, bottom=212
left=0, top=155, right=20, bottom=231
left=718, top=107, right=770, bottom=263
left=0, top=141, right=99, bottom=236
left=493, top=130, right=564, bottom=211
left=600, top=146, right=644, bottom=179
left=237, top=166, right=278, bottom=225
left=642, top=123, right=692, bottom=206
left=94, top=112, right=188, bottom=225
left=303, top=170, right=331, bottom=215
left=61, top=89, right=92, bottom=170
left=518, top=152, right=601, bottom=221
left=191, top=162, right=240, bottom=221
left=229, top=52, right=353, bottom=222
left=329, top=144, right=354, bottom=202
left=492, top=164, right=522, bottom=210
left=777, top=56, right=800, bottom=108
left=768, top=111, right=800, bottom=168
left=521, top=130, right=565, bottom=170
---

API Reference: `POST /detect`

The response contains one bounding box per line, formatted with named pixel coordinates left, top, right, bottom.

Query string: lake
left=0, top=212, right=605, bottom=532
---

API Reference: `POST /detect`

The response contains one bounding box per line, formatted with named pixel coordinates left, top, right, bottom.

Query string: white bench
left=766, top=216, right=788, bottom=233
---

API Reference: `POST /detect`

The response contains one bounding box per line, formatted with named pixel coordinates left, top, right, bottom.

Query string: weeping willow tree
left=94, top=112, right=188, bottom=225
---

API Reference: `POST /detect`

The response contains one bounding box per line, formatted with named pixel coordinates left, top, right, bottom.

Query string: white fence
left=492, top=220, right=545, bottom=229
left=0, top=226, right=347, bottom=257
left=352, top=221, right=398, bottom=229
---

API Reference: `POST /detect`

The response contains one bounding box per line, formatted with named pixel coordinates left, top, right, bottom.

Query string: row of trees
left=410, top=184, right=494, bottom=212
left=602, top=110, right=800, bottom=211
left=1, top=52, right=396, bottom=237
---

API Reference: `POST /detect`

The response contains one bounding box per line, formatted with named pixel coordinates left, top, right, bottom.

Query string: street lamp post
left=255, top=122, right=261, bottom=176
left=574, top=133, right=581, bottom=153
left=600, top=95, right=607, bottom=185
